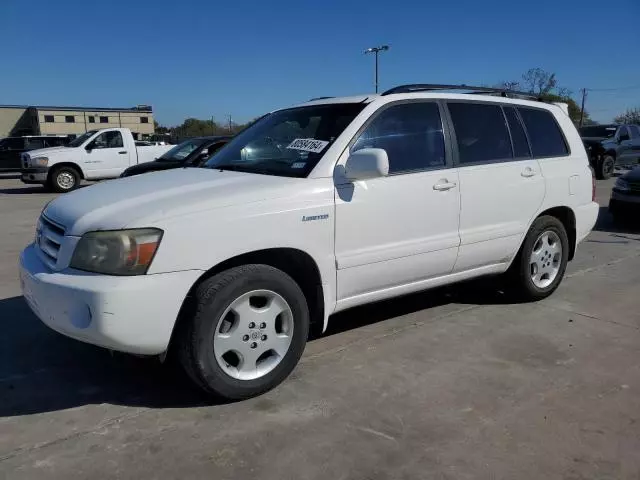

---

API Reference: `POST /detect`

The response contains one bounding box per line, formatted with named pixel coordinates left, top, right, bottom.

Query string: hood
left=44, top=168, right=305, bottom=236
left=23, top=146, right=73, bottom=157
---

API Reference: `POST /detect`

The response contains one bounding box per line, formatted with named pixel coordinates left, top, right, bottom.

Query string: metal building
left=0, top=105, right=155, bottom=139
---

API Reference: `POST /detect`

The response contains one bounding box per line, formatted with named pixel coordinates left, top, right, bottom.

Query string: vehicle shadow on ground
left=0, top=277, right=515, bottom=417
left=0, top=186, right=49, bottom=194
left=592, top=206, right=640, bottom=236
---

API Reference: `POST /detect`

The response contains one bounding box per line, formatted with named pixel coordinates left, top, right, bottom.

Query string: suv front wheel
left=508, top=216, right=569, bottom=301
left=178, top=264, right=310, bottom=400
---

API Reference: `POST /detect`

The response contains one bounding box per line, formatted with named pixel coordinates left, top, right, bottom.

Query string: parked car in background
left=609, top=166, right=640, bottom=221
left=20, top=128, right=172, bottom=192
left=19, top=85, right=598, bottom=400
left=579, top=124, right=640, bottom=179
left=121, top=136, right=231, bottom=178
left=0, top=135, right=70, bottom=172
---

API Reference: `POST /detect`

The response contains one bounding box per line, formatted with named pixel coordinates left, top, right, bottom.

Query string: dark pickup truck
left=579, top=124, right=640, bottom=179
left=0, top=135, right=70, bottom=172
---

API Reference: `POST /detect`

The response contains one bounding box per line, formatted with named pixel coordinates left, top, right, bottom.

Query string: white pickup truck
left=20, top=128, right=172, bottom=192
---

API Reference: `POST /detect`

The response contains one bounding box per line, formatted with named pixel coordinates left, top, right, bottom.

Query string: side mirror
left=344, top=148, right=389, bottom=180
left=85, top=145, right=92, bottom=152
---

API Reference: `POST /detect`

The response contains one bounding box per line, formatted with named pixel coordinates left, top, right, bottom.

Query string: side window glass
left=518, top=108, right=569, bottom=158
left=618, top=126, right=630, bottom=141
left=631, top=125, right=640, bottom=139
left=351, top=102, right=445, bottom=174
left=4, top=138, right=24, bottom=150
left=448, top=102, right=512, bottom=164
left=26, top=138, right=45, bottom=150
left=92, top=131, right=124, bottom=149
left=504, top=107, right=531, bottom=159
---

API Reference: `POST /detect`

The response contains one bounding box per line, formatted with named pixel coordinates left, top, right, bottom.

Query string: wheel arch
left=168, top=247, right=326, bottom=357
left=532, top=206, right=577, bottom=260
left=48, top=162, right=85, bottom=180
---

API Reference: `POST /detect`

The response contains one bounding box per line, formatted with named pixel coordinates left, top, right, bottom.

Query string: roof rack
left=381, top=84, right=543, bottom=101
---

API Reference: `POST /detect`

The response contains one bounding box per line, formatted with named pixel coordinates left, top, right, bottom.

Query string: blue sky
left=1, top=0, right=639, bottom=125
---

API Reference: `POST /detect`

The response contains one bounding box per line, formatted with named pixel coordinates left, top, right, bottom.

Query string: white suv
left=19, top=85, right=599, bottom=400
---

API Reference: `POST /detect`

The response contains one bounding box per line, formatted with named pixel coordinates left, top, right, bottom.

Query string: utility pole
left=211, top=115, right=215, bottom=135
left=227, top=114, right=232, bottom=133
left=364, top=45, right=390, bottom=93
left=579, top=88, right=587, bottom=127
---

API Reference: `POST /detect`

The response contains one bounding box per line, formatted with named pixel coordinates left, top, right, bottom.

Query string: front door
left=446, top=103, right=546, bottom=272
left=334, top=101, right=460, bottom=304
left=617, top=126, right=634, bottom=166
left=624, top=125, right=640, bottom=165
left=83, top=130, right=131, bottom=178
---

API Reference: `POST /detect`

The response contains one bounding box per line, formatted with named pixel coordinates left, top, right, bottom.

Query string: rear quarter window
left=518, top=107, right=569, bottom=158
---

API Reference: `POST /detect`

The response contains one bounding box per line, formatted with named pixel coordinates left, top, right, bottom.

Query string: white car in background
left=20, top=127, right=172, bottom=192
left=19, top=84, right=598, bottom=400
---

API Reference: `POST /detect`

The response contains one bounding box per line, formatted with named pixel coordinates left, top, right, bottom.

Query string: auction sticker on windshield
left=286, top=138, right=329, bottom=154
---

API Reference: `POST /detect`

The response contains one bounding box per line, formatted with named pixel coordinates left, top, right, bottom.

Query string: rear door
left=0, top=137, right=26, bottom=170
left=616, top=126, right=634, bottom=166
left=627, top=125, right=640, bottom=165
left=84, top=130, right=131, bottom=178
left=446, top=102, right=545, bottom=272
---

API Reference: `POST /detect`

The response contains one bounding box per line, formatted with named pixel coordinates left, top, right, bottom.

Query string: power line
left=587, top=83, right=640, bottom=92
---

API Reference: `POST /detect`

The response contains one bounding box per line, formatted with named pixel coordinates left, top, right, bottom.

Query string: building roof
left=0, top=104, right=152, bottom=112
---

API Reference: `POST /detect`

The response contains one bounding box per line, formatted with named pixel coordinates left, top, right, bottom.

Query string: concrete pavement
left=1, top=176, right=639, bottom=479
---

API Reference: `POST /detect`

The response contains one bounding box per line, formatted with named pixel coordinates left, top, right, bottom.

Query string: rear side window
left=518, top=108, right=568, bottom=158
left=630, top=125, right=640, bottom=138
left=504, top=107, right=531, bottom=159
left=447, top=102, right=512, bottom=164
left=351, top=102, right=446, bottom=174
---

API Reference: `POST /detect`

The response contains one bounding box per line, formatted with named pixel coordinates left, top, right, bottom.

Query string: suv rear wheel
left=508, top=216, right=569, bottom=301
left=178, top=264, right=309, bottom=400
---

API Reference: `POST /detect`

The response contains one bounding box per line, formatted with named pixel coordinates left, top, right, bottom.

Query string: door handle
left=433, top=180, right=457, bottom=191
left=521, top=167, right=537, bottom=178
left=118, top=151, right=127, bottom=154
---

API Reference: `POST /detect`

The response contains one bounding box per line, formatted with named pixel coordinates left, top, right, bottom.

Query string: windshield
left=68, top=130, right=98, bottom=147
left=205, top=103, right=365, bottom=177
left=158, top=139, right=206, bottom=161
left=579, top=126, right=617, bottom=138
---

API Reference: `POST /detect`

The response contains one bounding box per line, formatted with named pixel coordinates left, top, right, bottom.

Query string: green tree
left=614, top=107, right=640, bottom=125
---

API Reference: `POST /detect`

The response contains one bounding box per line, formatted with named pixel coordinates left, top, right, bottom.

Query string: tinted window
left=2, top=138, right=25, bottom=150
left=518, top=108, right=568, bottom=158
left=630, top=125, right=640, bottom=138
left=100, top=116, right=108, bottom=123
left=44, top=115, right=54, bottom=123
left=618, top=126, right=630, bottom=141
left=25, top=138, right=45, bottom=150
left=92, top=131, right=123, bottom=149
left=351, top=102, right=445, bottom=174
left=579, top=125, right=617, bottom=138
left=43, top=137, right=66, bottom=147
left=88, top=116, right=95, bottom=123
left=65, top=115, right=75, bottom=123
left=504, top=107, right=531, bottom=159
left=448, top=102, right=512, bottom=164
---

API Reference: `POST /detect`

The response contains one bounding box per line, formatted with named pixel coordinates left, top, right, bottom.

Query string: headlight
left=615, top=178, right=630, bottom=191
left=30, top=156, right=49, bottom=167
left=70, top=228, right=163, bottom=275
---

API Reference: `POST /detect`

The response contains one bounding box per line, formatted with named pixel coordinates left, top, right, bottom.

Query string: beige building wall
left=37, top=109, right=155, bottom=137
left=0, top=107, right=28, bottom=137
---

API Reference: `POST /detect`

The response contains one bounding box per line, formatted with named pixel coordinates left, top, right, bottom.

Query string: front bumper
left=21, top=166, right=49, bottom=184
left=19, top=244, right=204, bottom=355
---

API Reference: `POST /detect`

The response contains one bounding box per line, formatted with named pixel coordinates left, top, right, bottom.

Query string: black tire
left=48, top=166, right=80, bottom=193
left=596, top=155, right=615, bottom=180
left=507, top=215, right=569, bottom=301
left=177, top=264, right=309, bottom=400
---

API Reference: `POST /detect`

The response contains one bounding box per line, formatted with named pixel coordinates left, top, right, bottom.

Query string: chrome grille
left=36, top=214, right=65, bottom=269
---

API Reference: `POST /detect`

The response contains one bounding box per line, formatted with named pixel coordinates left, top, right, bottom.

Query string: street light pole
left=364, top=45, right=389, bottom=93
